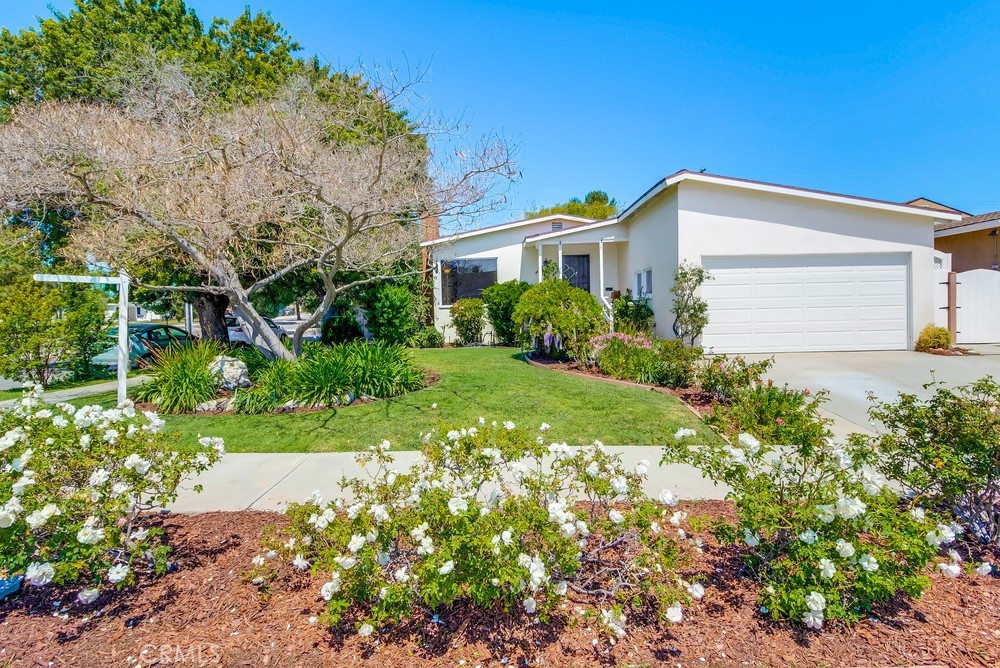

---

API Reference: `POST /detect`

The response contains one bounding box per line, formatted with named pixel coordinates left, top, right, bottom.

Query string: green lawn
left=73, top=347, right=718, bottom=452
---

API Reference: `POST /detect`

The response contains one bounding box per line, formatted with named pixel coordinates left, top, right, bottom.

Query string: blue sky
left=6, top=1, right=1000, bottom=226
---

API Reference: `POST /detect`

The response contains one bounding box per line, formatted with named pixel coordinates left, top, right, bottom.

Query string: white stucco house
left=422, top=170, right=961, bottom=353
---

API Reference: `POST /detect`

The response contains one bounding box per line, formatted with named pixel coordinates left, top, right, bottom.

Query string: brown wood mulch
left=2, top=503, right=998, bottom=667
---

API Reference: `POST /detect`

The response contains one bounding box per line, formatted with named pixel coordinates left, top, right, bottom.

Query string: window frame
left=439, top=257, right=499, bottom=306
left=635, top=268, right=653, bottom=298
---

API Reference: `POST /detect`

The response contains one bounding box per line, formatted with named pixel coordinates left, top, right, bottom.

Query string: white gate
left=956, top=269, right=1000, bottom=344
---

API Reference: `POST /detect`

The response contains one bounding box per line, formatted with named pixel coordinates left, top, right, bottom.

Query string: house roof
left=618, top=170, right=964, bottom=224
left=934, top=210, right=1000, bottom=236
left=419, top=213, right=597, bottom=247
left=523, top=218, right=621, bottom=243
left=903, top=197, right=970, bottom=216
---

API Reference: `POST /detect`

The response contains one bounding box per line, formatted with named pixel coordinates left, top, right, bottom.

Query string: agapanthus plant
left=664, top=429, right=949, bottom=629
left=0, top=384, right=223, bottom=605
left=254, top=420, right=697, bottom=640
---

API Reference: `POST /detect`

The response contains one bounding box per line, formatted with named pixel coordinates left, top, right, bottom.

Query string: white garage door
left=700, top=254, right=909, bottom=353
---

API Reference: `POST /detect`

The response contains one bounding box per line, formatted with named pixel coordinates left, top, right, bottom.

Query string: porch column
left=598, top=239, right=605, bottom=300
left=536, top=243, right=543, bottom=283
left=558, top=241, right=563, bottom=279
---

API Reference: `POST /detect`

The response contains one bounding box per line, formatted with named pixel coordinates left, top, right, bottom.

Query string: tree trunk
left=192, top=292, right=230, bottom=343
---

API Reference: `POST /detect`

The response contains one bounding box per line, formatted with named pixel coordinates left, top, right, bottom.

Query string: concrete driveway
left=750, top=347, right=1000, bottom=437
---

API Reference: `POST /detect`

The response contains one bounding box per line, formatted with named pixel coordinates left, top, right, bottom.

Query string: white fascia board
left=935, top=219, right=1000, bottom=238
left=420, top=214, right=597, bottom=247
left=525, top=218, right=622, bottom=244
left=618, top=172, right=964, bottom=224
left=33, top=273, right=123, bottom=285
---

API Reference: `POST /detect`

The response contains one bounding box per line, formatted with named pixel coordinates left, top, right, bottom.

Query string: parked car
left=92, top=324, right=197, bottom=370
left=225, top=315, right=289, bottom=349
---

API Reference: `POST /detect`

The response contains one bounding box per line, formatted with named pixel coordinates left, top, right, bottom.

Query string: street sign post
left=33, top=272, right=130, bottom=405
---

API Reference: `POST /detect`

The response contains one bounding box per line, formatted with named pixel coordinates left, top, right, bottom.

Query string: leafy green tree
left=526, top=190, right=618, bottom=220
left=0, top=279, right=68, bottom=386
left=62, top=286, right=111, bottom=381
left=364, top=284, right=418, bottom=345
left=670, top=263, right=711, bottom=346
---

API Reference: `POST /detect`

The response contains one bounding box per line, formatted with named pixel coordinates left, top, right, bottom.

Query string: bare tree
left=0, top=65, right=517, bottom=358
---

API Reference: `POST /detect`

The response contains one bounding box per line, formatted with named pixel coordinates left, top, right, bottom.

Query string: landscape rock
left=208, top=355, right=251, bottom=390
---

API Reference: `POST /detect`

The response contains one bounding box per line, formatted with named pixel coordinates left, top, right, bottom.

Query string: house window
left=441, top=258, right=498, bottom=305
left=635, top=268, right=653, bottom=297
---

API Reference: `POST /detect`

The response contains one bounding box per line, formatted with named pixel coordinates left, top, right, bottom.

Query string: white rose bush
left=254, top=420, right=697, bottom=640
left=1, top=384, right=223, bottom=601
left=663, top=429, right=944, bottom=629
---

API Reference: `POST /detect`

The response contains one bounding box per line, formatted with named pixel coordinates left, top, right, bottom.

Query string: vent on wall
left=551, top=221, right=563, bottom=231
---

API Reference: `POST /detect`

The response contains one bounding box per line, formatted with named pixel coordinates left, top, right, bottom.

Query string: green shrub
left=699, top=355, right=773, bottom=402
left=408, top=325, right=444, bottom=349
left=321, top=310, right=364, bottom=345
left=62, top=286, right=111, bottom=382
left=347, top=340, right=426, bottom=397
left=591, top=333, right=658, bottom=384
left=611, top=293, right=654, bottom=335
left=0, top=385, right=222, bottom=598
left=450, top=298, right=485, bottom=345
left=914, top=324, right=950, bottom=352
left=708, top=382, right=832, bottom=446
left=133, top=341, right=223, bottom=413
left=482, top=280, right=530, bottom=346
left=365, top=285, right=418, bottom=345
left=654, top=339, right=702, bottom=388
left=253, top=420, right=691, bottom=639
left=513, top=280, right=606, bottom=360
left=290, top=346, right=354, bottom=407
left=232, top=358, right=297, bottom=414
left=664, top=428, right=944, bottom=629
left=856, top=377, right=1000, bottom=545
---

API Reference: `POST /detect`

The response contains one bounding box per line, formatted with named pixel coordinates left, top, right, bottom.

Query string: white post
left=117, top=272, right=129, bottom=406
left=557, top=241, right=563, bottom=280
left=599, top=239, right=605, bottom=299
left=184, top=301, right=194, bottom=336
left=537, top=244, right=543, bottom=282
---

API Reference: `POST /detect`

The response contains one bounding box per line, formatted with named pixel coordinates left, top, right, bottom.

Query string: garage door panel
left=701, top=255, right=909, bottom=353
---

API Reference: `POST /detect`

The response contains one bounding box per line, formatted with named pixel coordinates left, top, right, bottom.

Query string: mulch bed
left=2, top=503, right=998, bottom=667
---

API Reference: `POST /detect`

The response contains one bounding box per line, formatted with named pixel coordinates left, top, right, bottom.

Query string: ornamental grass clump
left=0, top=384, right=223, bottom=604
left=253, top=420, right=698, bottom=640
left=663, top=429, right=947, bottom=630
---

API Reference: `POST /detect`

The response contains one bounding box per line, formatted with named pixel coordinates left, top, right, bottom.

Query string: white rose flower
left=333, top=556, right=357, bottom=570
left=608, top=509, right=624, bottom=524
left=835, top=539, right=856, bottom=558
left=358, top=623, right=374, bottom=637
left=321, top=576, right=342, bottom=600
left=503, top=421, right=516, bottom=430
left=687, top=582, right=705, bottom=600
left=347, top=535, right=366, bottom=553
left=910, top=507, right=926, bottom=521
left=798, top=529, right=817, bottom=544
left=523, top=596, right=536, bottom=614
left=674, top=427, right=696, bottom=440
left=448, top=497, right=469, bottom=516
left=804, top=591, right=826, bottom=612
left=658, top=489, right=678, bottom=506
left=393, top=566, right=410, bottom=583
left=664, top=601, right=683, bottom=624
left=858, top=553, right=879, bottom=572
left=77, top=525, right=106, bottom=545
left=938, top=562, right=961, bottom=578
left=25, top=561, right=55, bottom=586
left=737, top=432, right=761, bottom=453
left=438, top=560, right=455, bottom=575
left=107, top=564, right=130, bottom=583
left=670, top=511, right=687, bottom=526
left=815, top=504, right=836, bottom=523
left=743, top=528, right=760, bottom=548
left=77, top=587, right=100, bottom=605
left=818, top=558, right=836, bottom=579
left=802, top=610, right=823, bottom=630
left=975, top=562, right=993, bottom=576
left=539, top=422, right=551, bottom=432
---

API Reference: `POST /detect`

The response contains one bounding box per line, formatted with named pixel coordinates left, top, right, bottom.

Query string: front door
left=563, top=254, right=591, bottom=293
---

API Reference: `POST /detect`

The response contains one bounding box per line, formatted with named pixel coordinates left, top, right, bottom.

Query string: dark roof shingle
left=936, top=210, right=1000, bottom=232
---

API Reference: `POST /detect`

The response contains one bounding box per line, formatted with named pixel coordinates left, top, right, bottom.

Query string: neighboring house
left=423, top=170, right=961, bottom=353
left=933, top=209, right=1000, bottom=273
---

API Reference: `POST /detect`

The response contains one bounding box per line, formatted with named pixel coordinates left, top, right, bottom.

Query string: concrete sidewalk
left=0, top=375, right=151, bottom=409
left=167, top=448, right=730, bottom=513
